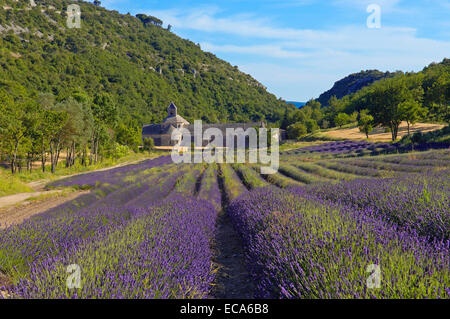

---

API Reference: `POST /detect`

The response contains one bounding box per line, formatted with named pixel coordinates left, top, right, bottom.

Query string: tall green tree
left=0, top=83, right=36, bottom=174
left=358, top=109, right=374, bottom=139
left=91, top=93, right=117, bottom=164
left=287, top=122, right=307, bottom=140
left=334, top=113, right=350, bottom=128
left=399, top=100, right=427, bottom=135
left=366, top=78, right=421, bottom=141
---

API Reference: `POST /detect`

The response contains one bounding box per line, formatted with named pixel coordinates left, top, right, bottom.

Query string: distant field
left=322, top=122, right=445, bottom=141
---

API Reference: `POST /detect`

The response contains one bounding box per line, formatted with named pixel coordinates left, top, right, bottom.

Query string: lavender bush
left=305, top=170, right=450, bottom=240
left=3, top=195, right=217, bottom=299
left=228, top=187, right=449, bottom=298
left=197, top=164, right=222, bottom=211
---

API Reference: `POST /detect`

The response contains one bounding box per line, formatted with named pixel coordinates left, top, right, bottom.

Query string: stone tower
left=167, top=102, right=177, bottom=117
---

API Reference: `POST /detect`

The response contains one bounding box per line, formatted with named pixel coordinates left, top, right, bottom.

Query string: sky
left=99, top=0, right=450, bottom=102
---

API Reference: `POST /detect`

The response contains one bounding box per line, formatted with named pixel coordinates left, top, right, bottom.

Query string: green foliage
left=317, top=70, right=400, bottom=106
left=116, top=124, right=141, bottom=151
left=143, top=137, right=155, bottom=151
left=310, top=59, right=449, bottom=140
left=358, top=109, right=374, bottom=138
left=398, top=100, right=427, bottom=135
left=334, top=113, right=351, bottom=128
left=0, top=171, right=33, bottom=197
left=283, top=99, right=326, bottom=134
left=287, top=123, right=307, bottom=140
left=305, top=119, right=319, bottom=133
left=400, top=126, right=450, bottom=146
left=112, top=143, right=131, bottom=158
left=0, top=0, right=288, bottom=126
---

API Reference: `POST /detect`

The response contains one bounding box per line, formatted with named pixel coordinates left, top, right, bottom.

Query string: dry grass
left=321, top=122, right=445, bottom=142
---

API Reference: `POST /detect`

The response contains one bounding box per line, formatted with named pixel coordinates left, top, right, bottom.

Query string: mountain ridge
left=317, top=70, right=402, bottom=106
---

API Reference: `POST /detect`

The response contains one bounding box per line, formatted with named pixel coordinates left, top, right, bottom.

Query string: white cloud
left=148, top=8, right=318, bottom=40
left=332, top=0, right=403, bottom=12
left=200, top=43, right=309, bottom=59
left=147, top=6, right=449, bottom=100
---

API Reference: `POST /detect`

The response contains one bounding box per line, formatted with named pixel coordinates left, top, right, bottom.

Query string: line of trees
left=0, top=81, right=143, bottom=174
left=283, top=59, right=449, bottom=141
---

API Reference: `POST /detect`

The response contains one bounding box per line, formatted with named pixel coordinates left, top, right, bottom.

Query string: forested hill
left=0, top=0, right=289, bottom=125
left=317, top=70, right=401, bottom=106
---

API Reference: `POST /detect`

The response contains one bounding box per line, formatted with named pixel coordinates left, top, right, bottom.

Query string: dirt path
left=0, top=191, right=89, bottom=229
left=211, top=166, right=255, bottom=299
left=211, top=210, right=255, bottom=299
left=0, top=190, right=64, bottom=210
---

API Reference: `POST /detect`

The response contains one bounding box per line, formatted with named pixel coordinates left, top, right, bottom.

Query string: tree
left=307, top=99, right=321, bottom=110
left=281, top=107, right=290, bottom=130
left=116, top=124, right=141, bottom=151
left=399, top=100, right=427, bottom=135
left=57, top=98, right=90, bottom=168
left=36, top=93, right=56, bottom=172
left=365, top=78, right=413, bottom=141
left=46, top=109, right=69, bottom=173
left=91, top=93, right=117, bottom=164
left=0, top=83, right=36, bottom=174
left=334, top=113, right=350, bottom=128
left=136, top=14, right=163, bottom=27
left=305, top=119, right=319, bottom=133
left=321, top=119, right=330, bottom=129
left=349, top=111, right=358, bottom=123
left=427, top=75, right=450, bottom=123
left=93, top=0, right=101, bottom=7
left=358, top=109, right=374, bottom=139
left=328, top=95, right=344, bottom=114
left=287, top=123, right=307, bottom=140
left=143, top=137, right=155, bottom=151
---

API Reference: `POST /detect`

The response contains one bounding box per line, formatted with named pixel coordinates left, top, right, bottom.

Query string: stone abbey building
left=142, top=103, right=280, bottom=147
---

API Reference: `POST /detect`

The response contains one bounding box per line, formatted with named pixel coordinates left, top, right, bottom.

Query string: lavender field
left=0, top=146, right=449, bottom=299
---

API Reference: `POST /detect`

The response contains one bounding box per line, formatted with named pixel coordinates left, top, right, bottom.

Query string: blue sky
left=99, top=0, right=450, bottom=101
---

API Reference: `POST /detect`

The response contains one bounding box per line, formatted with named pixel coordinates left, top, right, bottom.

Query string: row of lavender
left=49, top=156, right=173, bottom=188
left=310, top=149, right=450, bottom=180
left=287, top=140, right=449, bottom=155
left=304, top=170, right=450, bottom=240
left=228, top=187, right=449, bottom=298
left=3, top=196, right=216, bottom=298
left=1, top=160, right=223, bottom=298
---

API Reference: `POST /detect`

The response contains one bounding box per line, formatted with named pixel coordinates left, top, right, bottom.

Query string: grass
left=26, top=188, right=79, bottom=202
left=0, top=172, right=33, bottom=197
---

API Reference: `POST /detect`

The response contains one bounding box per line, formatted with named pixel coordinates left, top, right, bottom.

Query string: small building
left=142, top=102, right=284, bottom=147
left=142, top=103, right=190, bottom=146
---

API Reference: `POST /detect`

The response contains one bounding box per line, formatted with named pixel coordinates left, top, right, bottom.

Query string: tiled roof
left=142, top=124, right=162, bottom=135
left=185, top=122, right=263, bottom=134
left=163, top=115, right=190, bottom=125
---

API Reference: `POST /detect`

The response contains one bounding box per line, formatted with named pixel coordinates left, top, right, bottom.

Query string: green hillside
left=0, top=0, right=289, bottom=125
left=317, top=70, right=401, bottom=106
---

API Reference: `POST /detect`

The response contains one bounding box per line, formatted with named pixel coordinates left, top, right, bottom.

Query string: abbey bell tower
left=167, top=102, right=177, bottom=117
